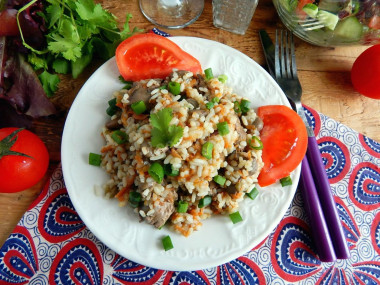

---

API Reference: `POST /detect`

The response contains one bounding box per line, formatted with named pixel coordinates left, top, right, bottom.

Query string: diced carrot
left=115, top=175, right=136, bottom=202
left=245, top=125, right=256, bottom=131
left=135, top=153, right=144, bottom=165
left=171, top=148, right=182, bottom=159
left=231, top=192, right=243, bottom=200
left=101, top=145, right=114, bottom=153
left=190, top=78, right=197, bottom=87
left=133, top=113, right=149, bottom=120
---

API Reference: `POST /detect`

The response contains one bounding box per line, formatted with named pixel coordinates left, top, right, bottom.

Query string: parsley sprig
left=16, top=0, right=142, bottom=97
left=150, top=108, right=184, bottom=148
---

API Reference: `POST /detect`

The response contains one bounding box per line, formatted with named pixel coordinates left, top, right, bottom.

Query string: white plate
left=62, top=36, right=299, bottom=271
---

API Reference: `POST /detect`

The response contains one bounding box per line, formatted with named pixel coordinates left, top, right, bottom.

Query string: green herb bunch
left=18, top=0, right=142, bottom=97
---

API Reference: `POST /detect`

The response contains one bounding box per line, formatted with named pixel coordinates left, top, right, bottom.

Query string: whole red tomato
left=0, top=128, right=49, bottom=193
left=351, top=44, right=380, bottom=99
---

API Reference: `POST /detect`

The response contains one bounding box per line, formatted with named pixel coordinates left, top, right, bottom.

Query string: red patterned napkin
left=1, top=105, right=379, bottom=284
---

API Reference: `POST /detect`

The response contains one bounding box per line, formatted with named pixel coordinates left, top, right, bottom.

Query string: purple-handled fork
left=274, top=29, right=350, bottom=260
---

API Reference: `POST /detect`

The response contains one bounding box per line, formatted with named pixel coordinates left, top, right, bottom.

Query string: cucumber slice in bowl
left=316, top=10, right=339, bottom=30
left=334, top=16, right=363, bottom=42
left=302, top=3, right=319, bottom=18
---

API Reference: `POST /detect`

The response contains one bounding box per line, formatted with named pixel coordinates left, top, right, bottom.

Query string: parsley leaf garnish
left=150, top=108, right=184, bottom=148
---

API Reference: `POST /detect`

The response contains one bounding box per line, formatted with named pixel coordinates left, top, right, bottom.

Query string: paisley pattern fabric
left=1, top=105, right=379, bottom=284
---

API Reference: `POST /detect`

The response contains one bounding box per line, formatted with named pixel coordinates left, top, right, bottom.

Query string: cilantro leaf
left=75, top=0, right=118, bottom=30
left=48, top=19, right=82, bottom=61
left=38, top=71, right=60, bottom=98
left=28, top=53, right=47, bottom=70
left=71, top=42, right=93, bottom=78
left=151, top=108, right=173, bottom=132
left=120, top=14, right=144, bottom=40
left=45, top=2, right=62, bottom=28
left=151, top=128, right=167, bottom=149
left=168, top=125, right=184, bottom=146
left=150, top=108, right=184, bottom=148
left=52, top=58, right=69, bottom=74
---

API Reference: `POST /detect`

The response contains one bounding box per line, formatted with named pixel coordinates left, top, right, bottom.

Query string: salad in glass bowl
left=273, top=0, right=380, bottom=46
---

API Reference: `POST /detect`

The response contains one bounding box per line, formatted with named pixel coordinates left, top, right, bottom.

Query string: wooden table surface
left=1, top=0, right=379, bottom=247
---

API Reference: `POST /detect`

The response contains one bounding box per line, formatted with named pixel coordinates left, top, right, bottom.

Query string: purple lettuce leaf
left=0, top=36, right=56, bottom=118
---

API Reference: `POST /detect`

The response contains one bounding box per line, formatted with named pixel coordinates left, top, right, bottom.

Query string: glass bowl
left=273, top=0, right=380, bottom=46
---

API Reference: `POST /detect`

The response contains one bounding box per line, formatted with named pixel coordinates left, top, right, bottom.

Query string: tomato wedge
left=295, top=0, right=314, bottom=20
left=257, top=105, right=308, bottom=187
left=116, top=33, right=202, bottom=81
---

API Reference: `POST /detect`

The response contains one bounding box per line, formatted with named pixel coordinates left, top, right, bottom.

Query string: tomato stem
left=0, top=128, right=33, bottom=159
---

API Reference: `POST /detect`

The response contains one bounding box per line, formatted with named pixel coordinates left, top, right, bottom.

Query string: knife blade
left=259, top=29, right=350, bottom=261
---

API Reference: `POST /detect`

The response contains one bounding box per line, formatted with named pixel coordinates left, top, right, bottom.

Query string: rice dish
left=100, top=69, right=264, bottom=237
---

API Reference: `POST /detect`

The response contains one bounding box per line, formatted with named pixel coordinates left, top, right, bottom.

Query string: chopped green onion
left=177, top=201, right=188, bottom=213
left=111, top=130, right=128, bottom=144
left=106, top=106, right=118, bottom=116
left=248, top=136, right=263, bottom=150
left=163, top=163, right=179, bottom=177
left=212, top=97, right=220, bottom=103
left=168, top=81, right=181, bottom=95
left=218, top=74, right=228, bottom=83
left=205, top=102, right=214, bottom=110
left=201, top=142, right=214, bottom=159
left=213, top=175, right=226, bottom=186
left=108, top=98, right=117, bottom=107
left=106, top=98, right=119, bottom=116
left=119, top=76, right=133, bottom=90
left=204, top=68, right=213, bottom=80
left=233, top=101, right=241, bottom=113
left=89, top=153, right=102, bottom=166
left=240, top=99, right=250, bottom=114
left=162, top=235, right=174, bottom=251
left=198, top=195, right=212, bottom=208
left=246, top=187, right=259, bottom=200
left=159, top=85, right=167, bottom=90
left=217, top=121, right=229, bottom=136
left=280, top=176, right=292, bottom=187
left=131, top=100, right=146, bottom=115
left=129, top=191, right=142, bottom=203
left=129, top=191, right=142, bottom=207
left=229, top=211, right=243, bottom=224
left=149, top=162, right=164, bottom=183
left=123, top=81, right=133, bottom=90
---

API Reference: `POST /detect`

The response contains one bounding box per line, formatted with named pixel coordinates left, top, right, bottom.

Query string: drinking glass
left=212, top=0, right=258, bottom=35
left=139, top=0, right=204, bottom=29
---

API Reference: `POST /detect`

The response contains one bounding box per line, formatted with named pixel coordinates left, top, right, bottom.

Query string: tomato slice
left=295, top=0, right=314, bottom=20
left=257, top=105, right=308, bottom=187
left=116, top=33, right=202, bottom=81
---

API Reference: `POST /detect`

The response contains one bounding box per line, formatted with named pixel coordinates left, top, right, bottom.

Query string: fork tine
left=284, top=31, right=292, bottom=79
left=280, top=30, right=287, bottom=79
left=275, top=30, right=280, bottom=78
left=290, top=32, right=298, bottom=79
